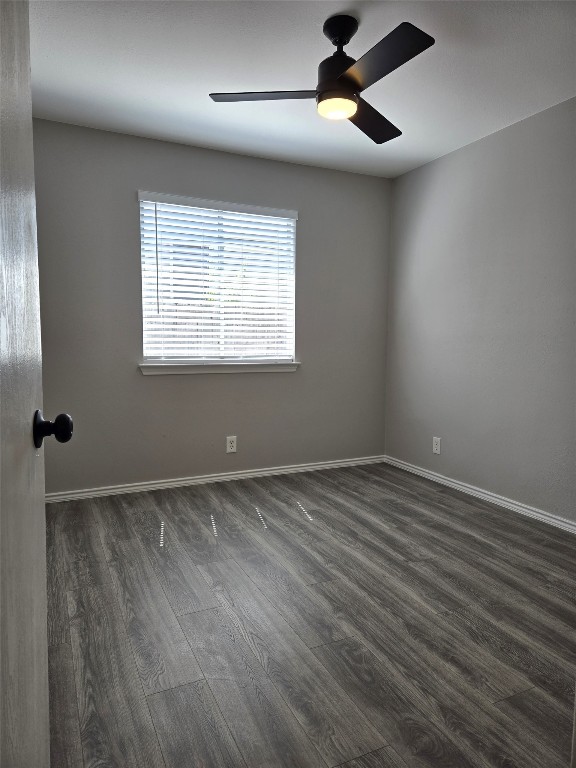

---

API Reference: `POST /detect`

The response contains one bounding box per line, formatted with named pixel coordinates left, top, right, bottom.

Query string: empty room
left=1, top=1, right=575, bottom=767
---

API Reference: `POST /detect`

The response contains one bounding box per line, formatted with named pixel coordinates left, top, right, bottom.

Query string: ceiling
left=29, top=1, right=576, bottom=178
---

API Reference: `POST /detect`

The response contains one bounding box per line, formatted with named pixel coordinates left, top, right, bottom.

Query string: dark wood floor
left=46, top=463, right=576, bottom=768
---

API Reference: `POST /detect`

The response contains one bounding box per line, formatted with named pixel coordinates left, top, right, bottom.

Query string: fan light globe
left=317, top=93, right=358, bottom=120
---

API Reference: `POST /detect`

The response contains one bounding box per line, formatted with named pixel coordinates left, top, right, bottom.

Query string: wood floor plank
left=415, top=551, right=576, bottom=630
left=544, top=573, right=576, bottom=604
left=254, top=476, right=467, bottom=615
left=438, top=507, right=576, bottom=575
left=120, top=494, right=219, bottom=615
left=238, top=478, right=343, bottom=561
left=340, top=468, right=538, bottom=566
left=442, top=604, right=575, bottom=706
left=198, top=558, right=387, bottom=766
left=265, top=499, right=466, bottom=617
left=301, top=471, right=451, bottom=559
left=48, top=644, right=83, bottom=768
left=148, top=680, right=247, bottom=768
left=293, top=471, right=439, bottom=562
left=219, top=478, right=339, bottom=584
left=311, top=580, right=563, bottom=768
left=154, top=486, right=230, bottom=565
left=89, top=494, right=134, bottom=540
left=352, top=464, right=557, bottom=545
left=193, top=482, right=263, bottom=559
left=425, top=482, right=576, bottom=556
left=315, top=468, right=446, bottom=526
left=339, top=746, right=410, bottom=768
left=261, top=475, right=412, bottom=569
left=313, top=638, right=484, bottom=768
left=67, top=586, right=165, bottom=768
left=97, top=528, right=203, bottom=695
left=179, top=607, right=326, bottom=768
left=53, top=500, right=110, bottom=591
left=358, top=466, right=576, bottom=581
left=257, top=517, right=339, bottom=584
left=469, top=596, right=576, bottom=668
left=395, top=510, right=576, bottom=598
left=413, top=557, right=576, bottom=669
left=46, top=507, right=70, bottom=645
left=494, top=686, right=572, bottom=764
left=310, top=576, right=531, bottom=704
left=233, top=547, right=347, bottom=647
left=334, top=541, right=465, bottom=616
left=330, top=480, right=433, bottom=529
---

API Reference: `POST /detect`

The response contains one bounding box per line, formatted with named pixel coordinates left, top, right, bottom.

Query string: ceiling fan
left=210, top=15, right=435, bottom=144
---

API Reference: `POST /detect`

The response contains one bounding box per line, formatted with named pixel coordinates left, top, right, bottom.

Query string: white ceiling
left=29, top=1, right=576, bottom=178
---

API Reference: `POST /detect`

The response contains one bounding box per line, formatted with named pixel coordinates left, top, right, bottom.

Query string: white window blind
left=139, top=192, right=296, bottom=362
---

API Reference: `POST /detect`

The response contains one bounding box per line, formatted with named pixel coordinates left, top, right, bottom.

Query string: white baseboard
left=44, top=454, right=388, bottom=503
left=383, top=455, right=576, bottom=536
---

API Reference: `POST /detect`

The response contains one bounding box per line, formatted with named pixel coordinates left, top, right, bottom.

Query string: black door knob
left=33, top=410, right=73, bottom=448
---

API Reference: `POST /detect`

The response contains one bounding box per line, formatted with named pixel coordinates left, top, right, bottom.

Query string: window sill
left=139, top=360, right=301, bottom=376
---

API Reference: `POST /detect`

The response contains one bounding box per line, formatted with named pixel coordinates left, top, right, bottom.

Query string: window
left=138, top=191, right=297, bottom=373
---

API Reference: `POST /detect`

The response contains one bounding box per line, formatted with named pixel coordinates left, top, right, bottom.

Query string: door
left=0, top=1, right=50, bottom=766
left=572, top=692, right=576, bottom=767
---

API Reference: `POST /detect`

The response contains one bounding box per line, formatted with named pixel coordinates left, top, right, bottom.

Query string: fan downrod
left=322, top=14, right=359, bottom=49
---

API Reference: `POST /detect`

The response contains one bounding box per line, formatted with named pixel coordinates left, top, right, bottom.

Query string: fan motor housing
left=317, top=52, right=357, bottom=97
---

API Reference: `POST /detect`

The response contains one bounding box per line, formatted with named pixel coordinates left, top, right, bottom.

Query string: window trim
left=139, top=360, right=301, bottom=376
left=138, top=191, right=298, bottom=372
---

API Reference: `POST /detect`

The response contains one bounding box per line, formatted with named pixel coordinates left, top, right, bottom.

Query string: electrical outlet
left=432, top=437, right=441, bottom=455
left=226, top=435, right=237, bottom=453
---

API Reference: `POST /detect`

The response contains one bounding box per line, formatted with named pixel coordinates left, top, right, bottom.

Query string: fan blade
left=340, top=22, right=434, bottom=91
left=348, top=98, right=402, bottom=144
left=210, top=90, right=316, bottom=102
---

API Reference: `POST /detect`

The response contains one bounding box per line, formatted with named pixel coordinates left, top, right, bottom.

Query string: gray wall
left=386, top=98, right=576, bottom=521
left=34, top=120, right=390, bottom=494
